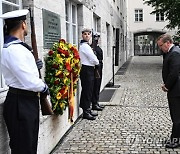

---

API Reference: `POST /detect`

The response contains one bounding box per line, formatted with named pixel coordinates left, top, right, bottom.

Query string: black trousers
left=3, top=89, right=39, bottom=154
left=168, top=96, right=180, bottom=140
left=80, top=65, right=95, bottom=110
left=92, top=63, right=103, bottom=106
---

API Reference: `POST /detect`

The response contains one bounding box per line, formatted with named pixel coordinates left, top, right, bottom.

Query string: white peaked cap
left=94, top=32, right=100, bottom=37
left=0, top=9, right=29, bottom=20
left=82, top=28, right=91, bottom=33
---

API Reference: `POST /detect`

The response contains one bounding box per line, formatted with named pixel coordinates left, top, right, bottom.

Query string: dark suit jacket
left=162, top=46, right=180, bottom=97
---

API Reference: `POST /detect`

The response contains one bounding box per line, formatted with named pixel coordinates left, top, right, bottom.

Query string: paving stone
left=51, top=56, right=180, bottom=154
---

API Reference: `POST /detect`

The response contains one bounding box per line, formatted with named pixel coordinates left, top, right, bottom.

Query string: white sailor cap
left=0, top=9, right=29, bottom=21
left=94, top=32, right=100, bottom=37
left=82, top=28, right=91, bottom=34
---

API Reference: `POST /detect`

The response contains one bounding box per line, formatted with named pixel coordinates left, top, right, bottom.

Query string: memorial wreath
left=45, top=39, right=80, bottom=121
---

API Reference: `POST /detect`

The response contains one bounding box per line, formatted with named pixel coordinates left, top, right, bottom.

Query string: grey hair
left=157, top=34, right=173, bottom=43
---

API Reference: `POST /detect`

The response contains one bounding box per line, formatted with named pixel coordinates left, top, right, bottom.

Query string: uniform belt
left=9, top=87, right=38, bottom=96
left=82, top=64, right=95, bottom=68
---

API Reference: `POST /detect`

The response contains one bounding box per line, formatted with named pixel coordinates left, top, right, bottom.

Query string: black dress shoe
left=98, top=104, right=105, bottom=108
left=90, top=110, right=98, bottom=116
left=83, top=112, right=96, bottom=120
left=165, top=142, right=180, bottom=148
left=92, top=105, right=103, bottom=111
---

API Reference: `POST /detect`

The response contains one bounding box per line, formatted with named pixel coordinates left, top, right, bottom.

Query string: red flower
left=70, top=46, right=75, bottom=51
left=48, top=50, right=54, bottom=56
left=52, top=64, right=59, bottom=69
left=59, top=39, right=66, bottom=43
left=65, top=62, right=72, bottom=72
left=58, top=73, right=64, bottom=78
left=73, top=50, right=80, bottom=59
left=57, top=48, right=64, bottom=54
left=54, top=80, right=60, bottom=85
left=59, top=86, right=66, bottom=94
left=64, top=51, right=70, bottom=57
left=57, top=48, right=69, bottom=57
left=62, top=92, right=68, bottom=99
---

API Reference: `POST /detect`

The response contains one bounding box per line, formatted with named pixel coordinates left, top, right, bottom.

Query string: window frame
left=134, top=9, right=143, bottom=22
left=156, top=12, right=164, bottom=22
left=65, top=0, right=78, bottom=45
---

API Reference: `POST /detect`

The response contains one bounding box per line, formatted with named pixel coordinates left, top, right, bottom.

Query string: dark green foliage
left=143, top=0, right=180, bottom=29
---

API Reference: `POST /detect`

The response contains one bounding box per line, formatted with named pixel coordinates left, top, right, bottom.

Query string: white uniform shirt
left=79, top=42, right=99, bottom=66
left=1, top=39, right=45, bottom=92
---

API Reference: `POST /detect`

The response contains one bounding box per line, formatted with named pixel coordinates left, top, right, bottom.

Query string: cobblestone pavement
left=52, top=56, right=180, bottom=154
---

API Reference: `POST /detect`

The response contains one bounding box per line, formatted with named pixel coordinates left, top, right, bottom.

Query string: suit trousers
left=167, top=96, right=180, bottom=140
left=80, top=65, right=95, bottom=111
left=92, top=63, right=103, bottom=105
left=3, top=90, right=39, bottom=154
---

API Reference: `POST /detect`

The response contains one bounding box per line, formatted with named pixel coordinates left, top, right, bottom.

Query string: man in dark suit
left=91, top=32, right=104, bottom=111
left=157, top=34, right=180, bottom=148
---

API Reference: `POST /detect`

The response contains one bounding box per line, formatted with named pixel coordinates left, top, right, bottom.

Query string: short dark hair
left=157, top=34, right=173, bottom=43
left=3, top=19, right=25, bottom=36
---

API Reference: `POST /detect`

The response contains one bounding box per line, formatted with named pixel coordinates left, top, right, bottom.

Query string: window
left=135, top=9, right=143, bottom=22
left=65, top=0, right=78, bottom=45
left=0, top=0, right=22, bottom=90
left=156, top=12, right=164, bottom=21
left=93, top=14, right=100, bottom=34
left=106, top=23, right=110, bottom=57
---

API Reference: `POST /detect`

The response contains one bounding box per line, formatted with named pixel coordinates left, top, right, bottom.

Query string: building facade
left=0, top=0, right=130, bottom=153
left=127, top=0, right=178, bottom=56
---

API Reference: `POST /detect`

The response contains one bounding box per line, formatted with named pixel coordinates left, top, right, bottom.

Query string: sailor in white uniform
left=0, top=9, right=49, bottom=154
left=79, top=28, right=99, bottom=120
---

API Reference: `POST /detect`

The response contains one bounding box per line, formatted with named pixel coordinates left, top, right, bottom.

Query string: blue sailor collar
left=4, top=35, right=22, bottom=48
left=3, top=35, right=32, bottom=51
left=80, top=40, right=89, bottom=44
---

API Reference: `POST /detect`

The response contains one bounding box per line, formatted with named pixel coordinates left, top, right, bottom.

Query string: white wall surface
left=127, top=0, right=171, bottom=33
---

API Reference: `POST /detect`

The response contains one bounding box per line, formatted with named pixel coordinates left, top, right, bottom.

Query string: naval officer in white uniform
left=0, top=9, right=49, bottom=154
left=79, top=28, right=99, bottom=120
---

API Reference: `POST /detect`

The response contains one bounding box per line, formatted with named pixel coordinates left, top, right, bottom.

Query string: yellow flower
left=59, top=42, right=65, bottom=49
left=69, top=54, right=73, bottom=59
left=71, top=63, right=75, bottom=68
left=64, top=77, right=68, bottom=84
left=55, top=70, right=62, bottom=76
left=68, top=43, right=72, bottom=48
left=66, top=58, right=71, bottom=63
left=64, top=71, right=69, bottom=76
left=60, top=102, right=65, bottom=110
left=56, top=92, right=62, bottom=100
left=56, top=54, right=64, bottom=64
left=62, top=44, right=68, bottom=50
left=74, top=59, right=79, bottom=64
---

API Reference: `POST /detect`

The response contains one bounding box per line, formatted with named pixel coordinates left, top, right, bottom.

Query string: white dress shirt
left=79, top=42, right=99, bottom=66
left=168, top=44, right=174, bottom=52
left=1, top=40, right=45, bottom=92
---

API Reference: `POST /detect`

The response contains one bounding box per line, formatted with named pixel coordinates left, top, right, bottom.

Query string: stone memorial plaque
left=42, top=9, right=61, bottom=49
